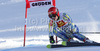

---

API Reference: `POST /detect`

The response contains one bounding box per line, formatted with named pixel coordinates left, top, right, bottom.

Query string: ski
left=47, top=42, right=100, bottom=48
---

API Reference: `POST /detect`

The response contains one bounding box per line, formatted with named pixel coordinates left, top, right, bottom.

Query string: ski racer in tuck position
left=48, top=7, right=93, bottom=44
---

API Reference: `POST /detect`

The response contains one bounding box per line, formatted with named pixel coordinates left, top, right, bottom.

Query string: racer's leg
left=53, top=28, right=71, bottom=41
left=72, top=24, right=89, bottom=42
left=73, top=33, right=86, bottom=41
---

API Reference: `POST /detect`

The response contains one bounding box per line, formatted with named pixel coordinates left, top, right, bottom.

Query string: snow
left=0, top=0, right=100, bottom=51
left=2, top=46, right=100, bottom=51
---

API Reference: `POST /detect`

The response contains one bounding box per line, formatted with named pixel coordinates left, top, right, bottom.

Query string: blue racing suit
left=49, top=13, right=87, bottom=42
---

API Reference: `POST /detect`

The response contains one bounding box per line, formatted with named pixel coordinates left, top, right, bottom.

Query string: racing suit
left=49, top=13, right=87, bottom=42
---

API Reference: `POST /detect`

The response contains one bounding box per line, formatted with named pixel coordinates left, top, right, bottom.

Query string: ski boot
left=84, top=38, right=97, bottom=43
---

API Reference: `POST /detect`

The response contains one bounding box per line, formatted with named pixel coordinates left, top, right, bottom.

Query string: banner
left=26, top=0, right=55, bottom=8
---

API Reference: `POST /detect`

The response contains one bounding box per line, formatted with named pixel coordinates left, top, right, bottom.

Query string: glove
left=49, top=36, right=55, bottom=44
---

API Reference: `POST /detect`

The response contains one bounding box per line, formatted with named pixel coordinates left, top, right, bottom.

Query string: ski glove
left=49, top=36, right=55, bottom=44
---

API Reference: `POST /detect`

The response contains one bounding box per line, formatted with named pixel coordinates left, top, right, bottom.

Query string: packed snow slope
left=0, top=0, right=100, bottom=51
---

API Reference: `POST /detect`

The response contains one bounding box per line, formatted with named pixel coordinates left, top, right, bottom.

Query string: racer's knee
left=71, top=23, right=79, bottom=33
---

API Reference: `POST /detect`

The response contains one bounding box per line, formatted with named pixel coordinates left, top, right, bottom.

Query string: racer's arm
left=49, top=20, right=55, bottom=43
left=49, top=20, right=54, bottom=37
left=63, top=13, right=72, bottom=24
left=63, top=13, right=76, bottom=33
left=63, top=13, right=79, bottom=33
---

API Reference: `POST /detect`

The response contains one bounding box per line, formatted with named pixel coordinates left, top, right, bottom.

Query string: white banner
left=30, top=0, right=53, bottom=7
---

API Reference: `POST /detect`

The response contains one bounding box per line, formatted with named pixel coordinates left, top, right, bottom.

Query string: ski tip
left=62, top=41, right=67, bottom=46
left=47, top=44, right=51, bottom=48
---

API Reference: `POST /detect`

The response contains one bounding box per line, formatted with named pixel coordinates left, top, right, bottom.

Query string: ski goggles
left=49, top=14, right=56, bottom=19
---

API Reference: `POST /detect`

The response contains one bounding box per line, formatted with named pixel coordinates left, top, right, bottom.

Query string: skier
left=48, top=7, right=93, bottom=44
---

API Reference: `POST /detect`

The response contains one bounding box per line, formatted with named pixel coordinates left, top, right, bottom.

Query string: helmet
left=48, top=7, right=59, bottom=19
